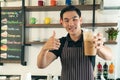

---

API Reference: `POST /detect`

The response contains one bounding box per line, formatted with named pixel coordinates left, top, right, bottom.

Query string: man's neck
left=70, top=30, right=82, bottom=42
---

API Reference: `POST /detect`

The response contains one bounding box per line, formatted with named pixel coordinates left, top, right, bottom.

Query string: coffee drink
left=83, top=31, right=96, bottom=56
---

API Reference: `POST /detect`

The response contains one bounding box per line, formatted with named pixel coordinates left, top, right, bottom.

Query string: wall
left=0, top=0, right=120, bottom=80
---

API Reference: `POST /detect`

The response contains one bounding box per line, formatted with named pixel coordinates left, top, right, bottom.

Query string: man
left=37, top=5, right=113, bottom=80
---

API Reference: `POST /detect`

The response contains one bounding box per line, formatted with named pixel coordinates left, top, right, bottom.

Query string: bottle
left=103, top=62, right=108, bottom=80
left=108, top=62, right=115, bottom=79
left=97, top=62, right=102, bottom=79
left=97, top=62, right=102, bottom=73
left=109, top=62, right=114, bottom=74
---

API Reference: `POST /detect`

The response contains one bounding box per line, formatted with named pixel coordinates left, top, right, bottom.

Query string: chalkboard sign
left=0, top=10, right=22, bottom=63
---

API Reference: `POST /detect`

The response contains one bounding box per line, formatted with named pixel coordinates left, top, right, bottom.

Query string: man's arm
left=97, top=46, right=113, bottom=60
left=37, top=48, right=57, bottom=68
left=37, top=31, right=61, bottom=68
left=94, top=33, right=113, bottom=60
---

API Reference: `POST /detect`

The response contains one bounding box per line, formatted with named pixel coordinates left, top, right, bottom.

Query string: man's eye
left=73, top=19, right=76, bottom=21
left=64, top=20, right=69, bottom=22
left=73, top=18, right=78, bottom=21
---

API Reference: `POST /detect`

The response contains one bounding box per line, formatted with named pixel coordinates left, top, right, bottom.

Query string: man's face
left=60, top=11, right=82, bottom=35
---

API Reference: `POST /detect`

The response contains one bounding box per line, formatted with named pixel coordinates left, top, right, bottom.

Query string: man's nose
left=68, top=20, right=74, bottom=25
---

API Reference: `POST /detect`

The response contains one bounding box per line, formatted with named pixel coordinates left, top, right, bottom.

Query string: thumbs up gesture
left=43, top=31, right=61, bottom=51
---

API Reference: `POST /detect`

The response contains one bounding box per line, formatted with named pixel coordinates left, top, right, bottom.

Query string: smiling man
left=37, top=5, right=113, bottom=80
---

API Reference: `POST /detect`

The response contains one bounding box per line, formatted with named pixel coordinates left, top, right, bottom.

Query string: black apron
left=60, top=40, right=94, bottom=80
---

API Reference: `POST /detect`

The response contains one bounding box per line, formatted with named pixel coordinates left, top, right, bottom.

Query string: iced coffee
left=83, top=31, right=96, bottom=56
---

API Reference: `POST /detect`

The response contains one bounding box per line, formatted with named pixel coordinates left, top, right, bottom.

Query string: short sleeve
left=49, top=37, right=66, bottom=57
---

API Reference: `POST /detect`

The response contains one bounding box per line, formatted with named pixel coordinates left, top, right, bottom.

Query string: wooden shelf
left=25, top=4, right=100, bottom=11
left=104, top=41, right=117, bottom=44
left=0, top=60, right=21, bottom=63
left=3, top=0, right=21, bottom=2
left=1, top=7, right=22, bottom=10
left=25, top=23, right=117, bottom=28
left=25, top=41, right=45, bottom=45
left=25, top=41, right=117, bottom=45
left=82, top=23, right=118, bottom=27
left=26, top=24, right=62, bottom=28
left=1, top=4, right=100, bottom=11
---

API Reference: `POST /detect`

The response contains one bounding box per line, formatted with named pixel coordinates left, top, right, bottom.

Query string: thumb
left=52, top=30, right=56, bottom=38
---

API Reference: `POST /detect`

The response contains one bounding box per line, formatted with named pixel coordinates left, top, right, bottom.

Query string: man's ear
left=80, top=17, right=82, bottom=25
left=60, top=18, right=63, bottom=24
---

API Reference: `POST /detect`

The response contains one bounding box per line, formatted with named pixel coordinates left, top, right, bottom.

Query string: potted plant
left=105, top=28, right=119, bottom=42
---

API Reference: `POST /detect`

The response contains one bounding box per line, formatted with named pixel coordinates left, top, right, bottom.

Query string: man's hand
left=43, top=31, right=61, bottom=51
left=93, top=33, right=104, bottom=50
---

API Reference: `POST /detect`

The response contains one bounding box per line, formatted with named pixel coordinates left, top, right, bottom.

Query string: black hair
left=60, top=5, right=81, bottom=19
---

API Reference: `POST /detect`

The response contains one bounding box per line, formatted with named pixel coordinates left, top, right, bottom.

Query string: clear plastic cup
left=83, top=30, right=97, bottom=56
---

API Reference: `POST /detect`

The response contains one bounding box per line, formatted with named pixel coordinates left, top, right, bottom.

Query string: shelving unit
left=23, top=5, right=118, bottom=45
left=1, top=6, right=118, bottom=28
